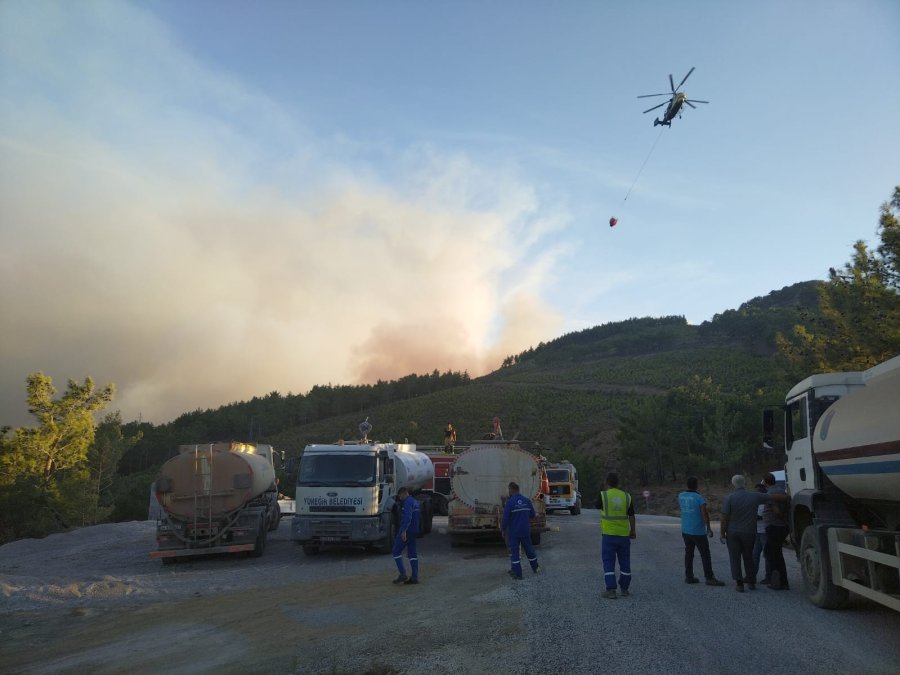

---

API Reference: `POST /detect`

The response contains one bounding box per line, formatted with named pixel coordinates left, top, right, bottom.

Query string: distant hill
left=118, top=280, right=822, bottom=509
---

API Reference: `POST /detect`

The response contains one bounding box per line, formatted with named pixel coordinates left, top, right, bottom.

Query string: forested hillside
left=2, top=187, right=898, bottom=542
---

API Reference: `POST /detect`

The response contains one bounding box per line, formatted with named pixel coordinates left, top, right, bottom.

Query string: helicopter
left=638, top=67, right=708, bottom=127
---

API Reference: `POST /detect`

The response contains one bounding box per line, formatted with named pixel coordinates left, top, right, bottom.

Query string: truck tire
left=800, top=526, right=849, bottom=609
left=302, top=544, right=320, bottom=556
left=378, top=514, right=395, bottom=554
left=530, top=531, right=541, bottom=546
left=268, top=501, right=282, bottom=531
left=420, top=498, right=434, bottom=536
left=571, top=498, right=582, bottom=515
left=251, top=518, right=267, bottom=558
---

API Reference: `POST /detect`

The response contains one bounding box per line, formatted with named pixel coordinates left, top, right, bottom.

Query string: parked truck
left=290, top=442, right=435, bottom=555
left=545, top=461, right=582, bottom=515
left=151, top=442, right=282, bottom=563
left=447, top=440, right=548, bottom=546
left=763, top=355, right=900, bottom=612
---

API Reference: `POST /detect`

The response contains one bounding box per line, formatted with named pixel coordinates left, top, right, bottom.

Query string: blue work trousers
left=508, top=533, right=538, bottom=578
left=601, top=534, right=631, bottom=590
left=392, top=533, right=418, bottom=579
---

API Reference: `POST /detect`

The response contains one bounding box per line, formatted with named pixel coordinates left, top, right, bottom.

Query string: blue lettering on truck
left=303, top=497, right=364, bottom=506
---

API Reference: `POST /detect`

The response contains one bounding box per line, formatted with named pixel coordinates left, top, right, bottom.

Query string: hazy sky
left=2, top=0, right=898, bottom=427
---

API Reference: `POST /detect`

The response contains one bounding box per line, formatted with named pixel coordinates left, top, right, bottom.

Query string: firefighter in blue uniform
left=392, top=486, right=421, bottom=585
left=501, top=481, right=541, bottom=579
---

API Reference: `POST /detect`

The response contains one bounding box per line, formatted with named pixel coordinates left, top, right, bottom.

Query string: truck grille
left=309, top=506, right=356, bottom=512
left=311, top=520, right=353, bottom=538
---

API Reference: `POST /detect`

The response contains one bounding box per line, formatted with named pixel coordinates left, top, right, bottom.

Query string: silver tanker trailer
left=151, top=442, right=282, bottom=563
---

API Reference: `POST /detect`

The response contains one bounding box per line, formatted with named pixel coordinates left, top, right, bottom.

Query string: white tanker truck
left=447, top=440, right=548, bottom=546
left=763, top=355, right=900, bottom=612
left=151, top=442, right=282, bottom=563
left=290, top=442, right=435, bottom=555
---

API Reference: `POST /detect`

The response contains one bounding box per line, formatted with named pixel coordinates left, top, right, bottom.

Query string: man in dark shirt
left=762, top=472, right=791, bottom=590
left=720, top=474, right=788, bottom=592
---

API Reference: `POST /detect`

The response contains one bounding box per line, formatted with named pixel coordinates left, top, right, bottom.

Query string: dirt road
left=1, top=514, right=898, bottom=674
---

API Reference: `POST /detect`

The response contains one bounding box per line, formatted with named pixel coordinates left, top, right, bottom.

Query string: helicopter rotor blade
left=676, top=67, right=695, bottom=91
left=685, top=101, right=696, bottom=109
left=685, top=99, right=709, bottom=104
left=642, top=101, right=668, bottom=114
left=669, top=74, right=675, bottom=93
left=637, top=93, right=671, bottom=98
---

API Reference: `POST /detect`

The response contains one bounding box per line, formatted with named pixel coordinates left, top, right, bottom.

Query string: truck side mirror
left=762, top=408, right=776, bottom=450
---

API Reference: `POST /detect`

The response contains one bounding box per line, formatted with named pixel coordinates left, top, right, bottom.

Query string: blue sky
left=1, top=0, right=898, bottom=426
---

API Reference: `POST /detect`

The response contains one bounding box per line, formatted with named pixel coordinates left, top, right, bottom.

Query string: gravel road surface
left=1, top=513, right=898, bottom=674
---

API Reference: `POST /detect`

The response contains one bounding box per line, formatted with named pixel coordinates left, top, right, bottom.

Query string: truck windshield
left=547, top=470, right=570, bottom=482
left=298, top=455, right=376, bottom=487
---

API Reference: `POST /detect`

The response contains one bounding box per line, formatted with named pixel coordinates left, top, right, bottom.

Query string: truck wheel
left=268, top=502, right=282, bottom=531
left=421, top=499, right=434, bottom=535
left=800, top=527, right=849, bottom=609
left=251, top=519, right=267, bottom=558
left=302, top=544, right=320, bottom=556
left=530, top=532, right=541, bottom=546
left=437, top=495, right=449, bottom=516
left=571, top=499, right=581, bottom=515
left=378, top=515, right=395, bottom=554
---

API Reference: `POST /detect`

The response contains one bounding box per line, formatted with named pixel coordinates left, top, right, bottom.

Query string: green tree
left=0, top=374, right=114, bottom=540
left=778, top=187, right=900, bottom=371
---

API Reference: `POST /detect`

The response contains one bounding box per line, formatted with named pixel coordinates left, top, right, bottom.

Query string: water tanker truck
left=545, top=461, right=582, bottom=515
left=447, top=440, right=548, bottom=546
left=151, top=442, right=282, bottom=563
left=763, top=355, right=900, bottom=611
left=290, top=442, right=435, bottom=555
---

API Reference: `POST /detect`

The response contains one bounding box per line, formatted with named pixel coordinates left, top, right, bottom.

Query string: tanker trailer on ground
left=545, top=461, right=582, bottom=515
left=291, top=442, right=435, bottom=555
left=763, top=355, right=900, bottom=612
left=151, top=442, right=282, bottom=563
left=448, top=440, right=548, bottom=546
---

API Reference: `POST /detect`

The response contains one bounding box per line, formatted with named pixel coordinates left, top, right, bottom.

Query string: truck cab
left=545, top=461, right=581, bottom=515
left=290, top=443, right=434, bottom=555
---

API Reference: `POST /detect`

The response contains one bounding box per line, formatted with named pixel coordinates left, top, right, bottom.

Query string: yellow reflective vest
left=599, top=488, right=632, bottom=536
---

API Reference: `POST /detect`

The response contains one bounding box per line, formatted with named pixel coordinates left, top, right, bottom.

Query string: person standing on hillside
left=677, top=476, right=725, bottom=586
left=391, top=487, right=421, bottom=585
left=762, top=472, right=791, bottom=590
left=596, top=472, right=636, bottom=599
left=501, top=482, right=541, bottom=579
left=720, top=474, right=789, bottom=592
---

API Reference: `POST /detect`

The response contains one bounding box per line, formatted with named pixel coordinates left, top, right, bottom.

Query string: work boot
left=770, top=570, right=781, bottom=590
left=403, top=577, right=419, bottom=585
left=619, top=589, right=630, bottom=597
left=532, top=565, right=542, bottom=575
left=685, top=576, right=700, bottom=584
left=392, top=574, right=408, bottom=584
left=735, top=582, right=745, bottom=593
left=748, top=583, right=757, bottom=591
left=705, top=577, right=725, bottom=587
left=760, top=578, right=771, bottom=586
left=603, top=589, right=617, bottom=599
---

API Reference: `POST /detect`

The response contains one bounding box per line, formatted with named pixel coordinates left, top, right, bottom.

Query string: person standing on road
left=751, top=482, right=771, bottom=586
left=762, top=472, right=791, bottom=591
left=501, top=481, right=541, bottom=579
left=720, top=474, right=788, bottom=593
left=391, top=487, right=421, bottom=585
left=677, top=476, right=725, bottom=586
left=596, top=472, right=636, bottom=599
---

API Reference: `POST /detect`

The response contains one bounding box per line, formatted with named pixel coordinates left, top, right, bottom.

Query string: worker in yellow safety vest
left=595, top=472, right=636, bottom=599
